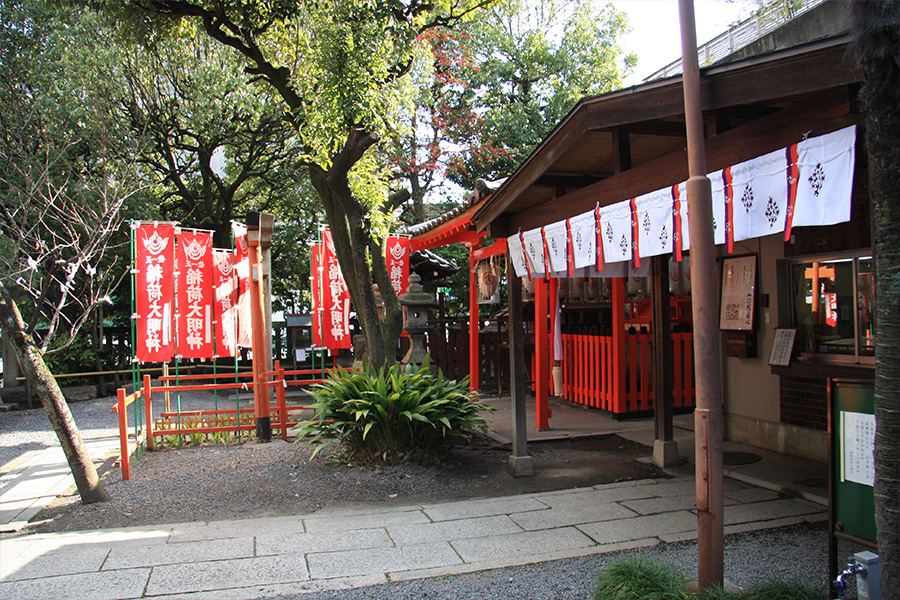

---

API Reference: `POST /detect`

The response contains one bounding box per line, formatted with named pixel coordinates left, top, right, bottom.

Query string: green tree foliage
left=390, top=0, right=636, bottom=221
left=116, top=0, right=498, bottom=366
left=0, top=2, right=151, bottom=505
left=442, top=0, right=636, bottom=188
left=0, top=3, right=143, bottom=355
left=110, top=29, right=310, bottom=246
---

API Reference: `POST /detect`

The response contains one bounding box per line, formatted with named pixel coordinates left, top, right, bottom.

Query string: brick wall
left=779, top=375, right=828, bottom=431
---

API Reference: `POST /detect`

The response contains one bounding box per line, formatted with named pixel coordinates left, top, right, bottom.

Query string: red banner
left=386, top=236, right=410, bottom=296
left=135, top=223, right=176, bottom=363
left=232, top=223, right=252, bottom=349
left=320, top=229, right=351, bottom=350
left=311, top=243, right=322, bottom=347
left=176, top=230, right=213, bottom=359
left=212, top=249, right=237, bottom=358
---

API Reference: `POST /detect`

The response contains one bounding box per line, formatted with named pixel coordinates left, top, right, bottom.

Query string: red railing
left=558, top=330, right=695, bottom=414
left=111, top=362, right=349, bottom=480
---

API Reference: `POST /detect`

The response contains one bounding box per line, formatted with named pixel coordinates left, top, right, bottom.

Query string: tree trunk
left=0, top=283, right=110, bottom=504
left=852, top=1, right=900, bottom=594
left=309, top=133, right=405, bottom=368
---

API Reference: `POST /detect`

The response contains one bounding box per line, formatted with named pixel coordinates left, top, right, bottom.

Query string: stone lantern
left=399, top=273, right=435, bottom=369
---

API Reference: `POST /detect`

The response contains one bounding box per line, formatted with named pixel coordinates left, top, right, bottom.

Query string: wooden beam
left=604, top=120, right=687, bottom=138
left=533, top=174, right=604, bottom=188
left=612, top=128, right=632, bottom=174
left=475, top=39, right=860, bottom=233
left=475, top=110, right=588, bottom=230
left=471, top=238, right=507, bottom=260
left=504, top=90, right=856, bottom=234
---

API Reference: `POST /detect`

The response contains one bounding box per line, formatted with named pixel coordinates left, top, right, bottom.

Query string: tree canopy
left=118, top=0, right=497, bottom=365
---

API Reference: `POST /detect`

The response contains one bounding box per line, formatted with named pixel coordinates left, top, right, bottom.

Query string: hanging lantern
left=586, top=277, right=600, bottom=301
left=477, top=258, right=500, bottom=304
left=572, top=277, right=586, bottom=301
left=522, top=277, right=535, bottom=300
left=669, top=255, right=683, bottom=296
left=627, top=276, right=647, bottom=298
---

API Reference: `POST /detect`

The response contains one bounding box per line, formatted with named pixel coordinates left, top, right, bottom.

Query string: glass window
left=791, top=255, right=874, bottom=359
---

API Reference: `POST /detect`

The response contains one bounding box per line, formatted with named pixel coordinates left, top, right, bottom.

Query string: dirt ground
left=21, top=434, right=667, bottom=534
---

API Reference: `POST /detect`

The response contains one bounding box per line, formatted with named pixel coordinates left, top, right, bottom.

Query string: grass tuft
left=593, top=558, right=827, bottom=600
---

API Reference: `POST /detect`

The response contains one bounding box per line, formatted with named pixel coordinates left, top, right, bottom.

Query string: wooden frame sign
left=768, top=327, right=797, bottom=366
left=720, top=255, right=757, bottom=331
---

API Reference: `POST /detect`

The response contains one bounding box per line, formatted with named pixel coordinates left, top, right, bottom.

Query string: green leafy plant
left=592, top=557, right=826, bottom=600
left=295, top=356, right=492, bottom=465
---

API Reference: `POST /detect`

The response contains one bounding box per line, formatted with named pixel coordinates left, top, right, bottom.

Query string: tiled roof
left=397, top=178, right=506, bottom=237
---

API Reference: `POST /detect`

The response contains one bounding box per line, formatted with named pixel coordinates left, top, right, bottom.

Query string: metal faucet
left=833, top=559, right=868, bottom=597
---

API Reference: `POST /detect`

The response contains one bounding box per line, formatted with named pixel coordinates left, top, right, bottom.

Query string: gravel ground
left=1, top=390, right=664, bottom=534
left=0, top=389, right=235, bottom=469
left=2, top=391, right=866, bottom=599
left=258, top=522, right=860, bottom=600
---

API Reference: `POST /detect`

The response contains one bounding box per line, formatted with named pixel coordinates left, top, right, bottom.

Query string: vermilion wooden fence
left=557, top=330, right=695, bottom=414
left=112, top=361, right=346, bottom=480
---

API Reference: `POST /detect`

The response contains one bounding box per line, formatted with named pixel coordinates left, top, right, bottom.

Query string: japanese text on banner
left=135, top=223, right=176, bottom=363
left=320, top=229, right=351, bottom=350
left=176, top=230, right=214, bottom=359
left=386, top=236, right=410, bottom=296
left=212, top=249, right=237, bottom=358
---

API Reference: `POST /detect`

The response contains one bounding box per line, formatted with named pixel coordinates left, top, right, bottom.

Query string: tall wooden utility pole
left=678, top=0, right=725, bottom=588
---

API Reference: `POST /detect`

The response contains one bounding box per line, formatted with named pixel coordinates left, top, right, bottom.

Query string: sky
left=613, top=0, right=762, bottom=86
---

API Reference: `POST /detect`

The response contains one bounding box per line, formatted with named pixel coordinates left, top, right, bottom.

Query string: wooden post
left=679, top=0, right=725, bottom=587
left=535, top=277, right=550, bottom=430
left=248, top=241, right=271, bottom=441
left=144, top=374, right=154, bottom=451
left=652, top=256, right=679, bottom=467
left=612, top=277, right=626, bottom=413
left=507, top=261, right=533, bottom=477
left=247, top=212, right=275, bottom=442
left=468, top=253, right=480, bottom=391
left=116, top=387, right=130, bottom=481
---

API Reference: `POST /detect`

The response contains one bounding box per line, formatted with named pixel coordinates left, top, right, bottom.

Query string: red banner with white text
left=135, top=223, right=176, bottom=363
left=212, top=249, right=237, bottom=358
left=311, top=243, right=322, bottom=347
left=176, top=230, right=214, bottom=359
left=386, top=235, right=410, bottom=296
left=320, top=229, right=351, bottom=350
left=232, top=222, right=252, bottom=349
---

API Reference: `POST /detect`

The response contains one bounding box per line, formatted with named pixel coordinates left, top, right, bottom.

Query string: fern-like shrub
left=295, top=356, right=493, bottom=465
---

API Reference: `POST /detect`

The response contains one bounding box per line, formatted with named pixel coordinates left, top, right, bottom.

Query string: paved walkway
left=0, top=436, right=121, bottom=533
left=0, top=395, right=831, bottom=599
left=0, top=474, right=826, bottom=600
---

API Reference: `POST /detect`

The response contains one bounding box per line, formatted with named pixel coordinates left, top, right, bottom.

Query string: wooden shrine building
left=468, top=31, right=869, bottom=470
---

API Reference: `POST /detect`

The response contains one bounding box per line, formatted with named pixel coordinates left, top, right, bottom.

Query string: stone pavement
left=0, top=474, right=826, bottom=600
left=0, top=436, right=121, bottom=533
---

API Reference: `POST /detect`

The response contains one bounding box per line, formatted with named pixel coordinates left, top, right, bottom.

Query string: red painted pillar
left=468, top=253, right=480, bottom=391
left=248, top=242, right=271, bottom=441
left=612, top=277, right=626, bottom=413
left=535, top=278, right=550, bottom=429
